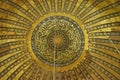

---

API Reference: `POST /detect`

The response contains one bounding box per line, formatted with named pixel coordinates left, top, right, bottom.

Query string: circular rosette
left=31, top=16, right=85, bottom=66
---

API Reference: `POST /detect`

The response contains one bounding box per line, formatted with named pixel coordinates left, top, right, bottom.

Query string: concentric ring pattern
left=0, top=0, right=120, bottom=80
left=31, top=16, right=85, bottom=67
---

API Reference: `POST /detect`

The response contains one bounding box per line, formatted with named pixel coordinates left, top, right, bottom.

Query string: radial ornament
left=31, top=16, right=85, bottom=67
left=0, top=0, right=120, bottom=80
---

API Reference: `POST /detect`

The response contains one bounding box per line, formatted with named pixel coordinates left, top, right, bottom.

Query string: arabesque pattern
left=0, top=0, right=120, bottom=80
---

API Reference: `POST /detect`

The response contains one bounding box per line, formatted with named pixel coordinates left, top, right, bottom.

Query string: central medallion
left=31, top=16, right=85, bottom=66
left=47, top=30, right=69, bottom=51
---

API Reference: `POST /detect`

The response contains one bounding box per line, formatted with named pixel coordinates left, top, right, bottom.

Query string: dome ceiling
left=0, top=0, right=120, bottom=80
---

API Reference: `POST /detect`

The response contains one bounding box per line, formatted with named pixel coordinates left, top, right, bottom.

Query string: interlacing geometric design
left=0, top=0, right=120, bottom=80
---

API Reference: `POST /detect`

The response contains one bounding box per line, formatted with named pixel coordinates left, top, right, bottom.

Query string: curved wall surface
left=0, top=0, right=120, bottom=80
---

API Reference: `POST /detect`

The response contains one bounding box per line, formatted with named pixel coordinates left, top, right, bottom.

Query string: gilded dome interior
left=0, top=0, right=120, bottom=80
